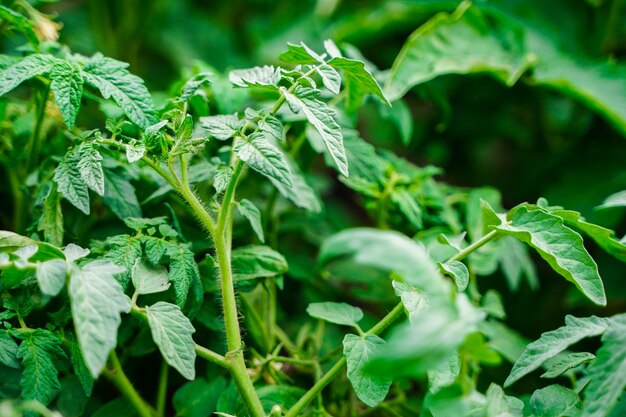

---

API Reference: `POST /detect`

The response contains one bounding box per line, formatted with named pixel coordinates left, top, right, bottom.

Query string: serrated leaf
left=76, top=143, right=104, bottom=196
left=282, top=86, right=348, bottom=176
left=541, top=352, right=595, bottom=379
left=0, top=54, right=56, bottom=96
left=531, top=385, right=582, bottom=417
left=16, top=330, right=64, bottom=406
left=258, top=116, right=283, bottom=141
left=0, top=330, right=19, bottom=369
left=178, top=72, right=211, bottom=102
left=229, top=65, right=281, bottom=88
left=343, top=334, right=392, bottom=407
left=37, top=183, right=64, bottom=246
left=328, top=56, right=389, bottom=111
left=316, top=64, right=341, bottom=94
left=146, top=301, right=196, bottom=380
left=231, top=245, right=287, bottom=281
left=144, top=237, right=168, bottom=264
left=166, top=244, right=201, bottom=309
left=233, top=132, right=293, bottom=188
left=385, top=5, right=529, bottom=101
left=582, top=314, right=626, bottom=417
left=131, top=258, right=170, bottom=295
left=125, top=143, right=145, bottom=163
left=307, top=302, right=363, bottom=327
left=103, top=168, right=142, bottom=221
left=69, top=260, right=131, bottom=377
left=504, top=315, right=609, bottom=387
left=54, top=150, right=90, bottom=215
left=200, top=114, right=244, bottom=140
left=81, top=53, right=156, bottom=129
left=69, top=337, right=94, bottom=396
left=440, top=260, right=469, bottom=291
left=50, top=60, right=84, bottom=129
left=427, top=353, right=460, bottom=394
left=103, top=234, right=142, bottom=288
left=237, top=199, right=264, bottom=242
left=36, top=259, right=67, bottom=296
left=496, top=207, right=606, bottom=305
left=279, top=43, right=320, bottom=64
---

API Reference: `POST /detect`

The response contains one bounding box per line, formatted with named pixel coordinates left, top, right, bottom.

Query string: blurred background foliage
left=3, top=0, right=626, bottom=406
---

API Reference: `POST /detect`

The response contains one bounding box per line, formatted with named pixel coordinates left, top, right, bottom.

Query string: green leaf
left=440, top=260, right=469, bottom=292
left=530, top=385, right=582, bottom=417
left=343, top=334, right=392, bottom=407
left=0, top=6, right=38, bottom=44
left=392, top=280, right=428, bottom=324
left=16, top=329, right=64, bottom=406
left=146, top=301, right=196, bottom=380
left=131, top=258, right=170, bottom=295
left=597, top=190, right=626, bottom=209
left=495, top=207, right=606, bottom=305
left=231, top=245, right=288, bottom=281
left=76, top=143, right=104, bottom=196
left=102, top=168, right=142, bottom=221
left=391, top=189, right=423, bottom=230
left=69, top=260, right=131, bottom=377
left=328, top=56, right=389, bottom=111
left=279, top=43, right=320, bottom=64
left=144, top=237, right=168, bottom=264
left=307, top=302, right=363, bottom=327
left=35, top=259, right=67, bottom=296
left=233, top=132, right=293, bottom=188
left=54, top=150, right=90, bottom=215
left=367, top=295, right=485, bottom=378
left=316, top=64, right=341, bottom=94
left=427, top=353, right=460, bottom=394
left=486, top=384, right=524, bottom=417
left=541, top=352, right=595, bottom=379
left=81, top=53, right=156, bottom=129
left=320, top=228, right=450, bottom=299
left=385, top=4, right=529, bottom=101
left=268, top=154, right=321, bottom=212
left=0, top=54, right=56, bottom=96
left=504, top=315, right=609, bottom=387
left=37, top=183, right=64, bottom=246
left=50, top=60, right=84, bottom=129
left=200, top=114, right=244, bottom=140
left=173, top=377, right=226, bottom=417
left=69, top=337, right=94, bottom=396
left=178, top=72, right=211, bottom=102
left=228, top=66, right=281, bottom=88
left=166, top=244, right=201, bottom=308
left=582, top=314, right=626, bottom=417
left=0, top=330, right=19, bottom=369
left=237, top=199, right=264, bottom=243
left=102, top=234, right=142, bottom=288
left=282, top=86, right=348, bottom=176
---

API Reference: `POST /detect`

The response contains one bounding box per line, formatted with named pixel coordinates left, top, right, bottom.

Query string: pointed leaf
left=166, top=244, right=201, bottom=309
left=69, top=260, right=131, bottom=377
left=505, top=315, right=609, bottom=387
left=328, top=56, right=389, bottom=110
left=76, top=143, right=104, bottom=196
left=54, top=150, right=90, bottom=215
left=229, top=65, right=281, bottom=88
left=200, top=114, right=244, bottom=140
left=50, top=60, right=84, bottom=129
left=231, top=245, right=287, bottom=281
left=440, top=260, right=469, bottom=291
left=281, top=86, right=348, bottom=176
left=343, top=334, right=392, bottom=407
left=146, top=301, right=196, bottom=380
left=131, top=258, right=170, bottom=295
left=0, top=330, right=19, bottom=369
left=233, top=132, right=293, bottom=188
left=496, top=207, right=606, bottom=305
left=541, top=352, right=595, bottom=379
left=237, top=199, right=264, bottom=242
left=0, top=54, right=56, bottom=96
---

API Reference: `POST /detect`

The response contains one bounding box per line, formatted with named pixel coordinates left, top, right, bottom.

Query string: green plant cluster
left=1, top=1, right=626, bottom=417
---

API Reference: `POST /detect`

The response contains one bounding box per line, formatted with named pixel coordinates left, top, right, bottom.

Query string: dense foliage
left=1, top=1, right=626, bottom=416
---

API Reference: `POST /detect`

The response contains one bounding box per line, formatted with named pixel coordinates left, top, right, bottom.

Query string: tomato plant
left=1, top=1, right=626, bottom=416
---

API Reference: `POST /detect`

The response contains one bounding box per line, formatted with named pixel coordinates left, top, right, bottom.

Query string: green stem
left=448, top=229, right=499, bottom=262
left=285, top=303, right=405, bottom=417
left=156, top=361, right=168, bottom=417
left=104, top=351, right=154, bottom=417
left=26, top=82, right=49, bottom=175
left=286, top=230, right=501, bottom=416
left=195, top=344, right=230, bottom=369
